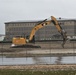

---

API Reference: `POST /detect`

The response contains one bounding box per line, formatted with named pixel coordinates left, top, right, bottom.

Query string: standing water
left=0, top=56, right=76, bottom=65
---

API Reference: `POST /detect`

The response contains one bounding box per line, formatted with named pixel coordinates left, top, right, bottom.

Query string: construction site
left=0, top=16, right=76, bottom=73
left=1, top=0, right=76, bottom=74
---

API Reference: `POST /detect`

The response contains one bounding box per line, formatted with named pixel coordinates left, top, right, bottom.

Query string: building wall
left=5, top=20, right=76, bottom=41
left=59, top=20, right=75, bottom=36
left=5, top=22, right=37, bottom=41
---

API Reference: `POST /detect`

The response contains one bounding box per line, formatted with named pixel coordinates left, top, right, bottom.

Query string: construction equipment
left=11, top=16, right=67, bottom=48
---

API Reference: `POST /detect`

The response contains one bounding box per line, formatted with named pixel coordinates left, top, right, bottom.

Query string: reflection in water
left=0, top=56, right=76, bottom=65
left=55, top=56, right=62, bottom=64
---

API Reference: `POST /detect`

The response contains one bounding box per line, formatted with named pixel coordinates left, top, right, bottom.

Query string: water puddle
left=0, top=56, right=76, bottom=65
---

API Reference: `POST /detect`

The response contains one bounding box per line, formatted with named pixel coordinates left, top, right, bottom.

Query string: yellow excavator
left=11, top=16, right=67, bottom=48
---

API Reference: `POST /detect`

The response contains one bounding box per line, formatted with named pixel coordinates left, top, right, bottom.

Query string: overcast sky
left=0, top=0, right=76, bottom=34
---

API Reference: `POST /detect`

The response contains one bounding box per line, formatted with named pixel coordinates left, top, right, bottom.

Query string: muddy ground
left=0, top=41, right=76, bottom=70
left=0, top=41, right=76, bottom=57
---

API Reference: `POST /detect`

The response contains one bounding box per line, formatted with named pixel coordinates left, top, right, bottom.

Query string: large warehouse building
left=5, top=18, right=76, bottom=41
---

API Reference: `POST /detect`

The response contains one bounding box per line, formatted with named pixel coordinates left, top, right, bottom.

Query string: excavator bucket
left=61, top=31, right=67, bottom=48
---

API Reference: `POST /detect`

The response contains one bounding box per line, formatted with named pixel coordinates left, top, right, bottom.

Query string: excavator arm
left=51, top=16, right=67, bottom=48
left=29, top=16, right=67, bottom=47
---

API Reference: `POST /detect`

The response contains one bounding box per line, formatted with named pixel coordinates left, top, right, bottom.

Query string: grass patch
left=0, top=69, right=76, bottom=75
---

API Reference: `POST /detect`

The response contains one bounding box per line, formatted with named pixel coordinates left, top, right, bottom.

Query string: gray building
left=5, top=18, right=76, bottom=41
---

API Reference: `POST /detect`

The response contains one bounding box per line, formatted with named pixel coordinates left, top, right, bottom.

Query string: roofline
left=58, top=19, right=76, bottom=21
left=5, top=19, right=76, bottom=24
left=5, top=20, right=43, bottom=24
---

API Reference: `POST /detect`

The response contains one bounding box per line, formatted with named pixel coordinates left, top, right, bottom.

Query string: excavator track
left=11, top=44, right=41, bottom=48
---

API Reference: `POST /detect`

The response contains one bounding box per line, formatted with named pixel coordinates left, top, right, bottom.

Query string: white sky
left=0, top=0, right=76, bottom=34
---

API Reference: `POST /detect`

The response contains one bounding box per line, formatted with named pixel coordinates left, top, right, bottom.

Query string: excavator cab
left=13, top=37, right=26, bottom=45
left=11, top=36, right=26, bottom=47
left=11, top=35, right=35, bottom=47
